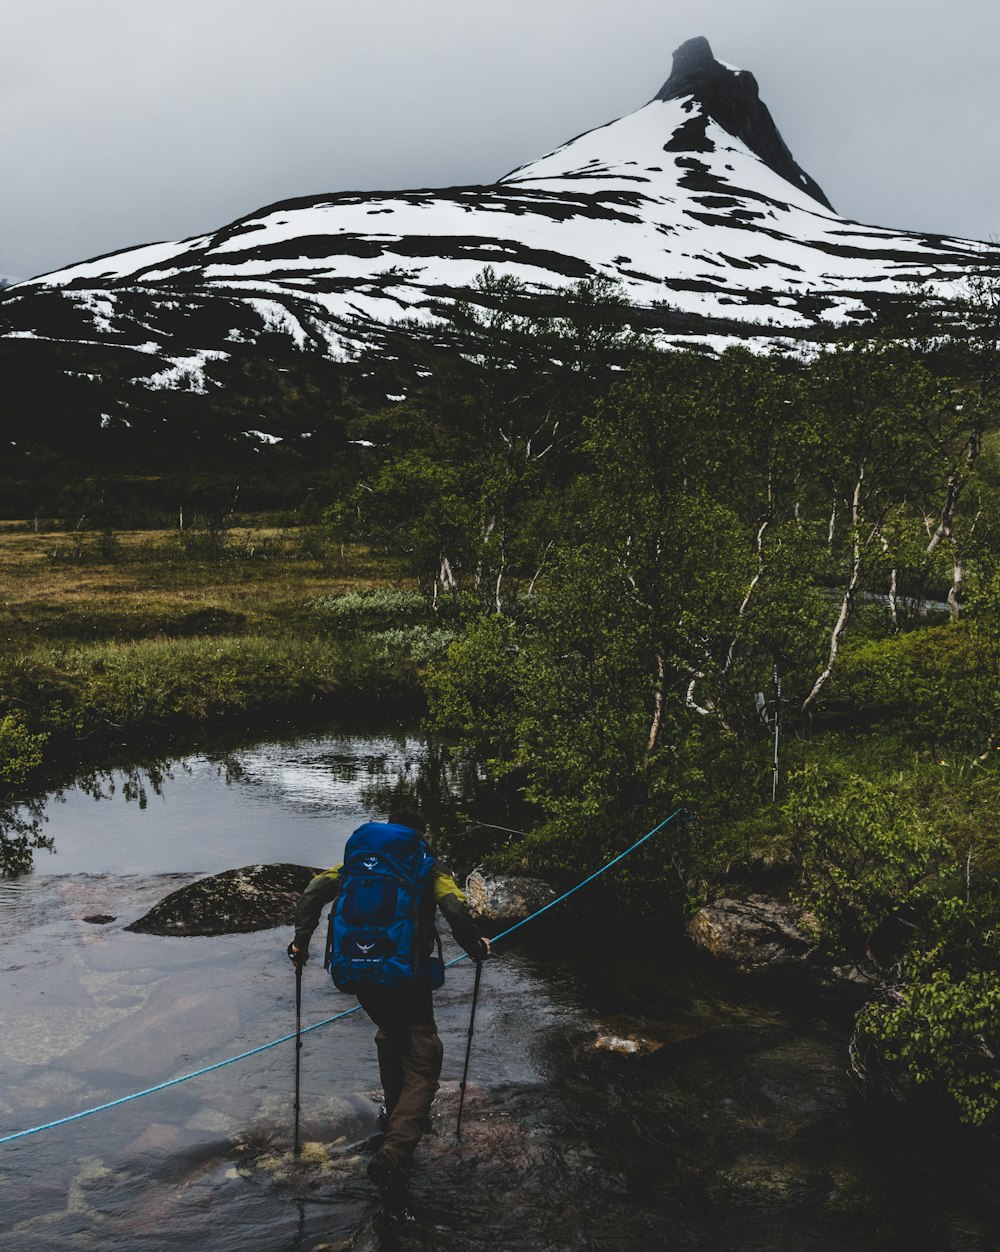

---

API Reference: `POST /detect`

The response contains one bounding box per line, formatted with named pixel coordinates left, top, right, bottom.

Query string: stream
left=3, top=724, right=1000, bottom=1250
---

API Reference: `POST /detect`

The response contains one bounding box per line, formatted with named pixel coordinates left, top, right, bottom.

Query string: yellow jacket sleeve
left=292, top=866, right=341, bottom=950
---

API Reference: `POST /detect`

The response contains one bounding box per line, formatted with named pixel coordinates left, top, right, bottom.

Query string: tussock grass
left=0, top=525, right=408, bottom=648
left=0, top=522, right=427, bottom=763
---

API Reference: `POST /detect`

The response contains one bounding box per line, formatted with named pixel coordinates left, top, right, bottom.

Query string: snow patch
left=145, top=349, right=227, bottom=394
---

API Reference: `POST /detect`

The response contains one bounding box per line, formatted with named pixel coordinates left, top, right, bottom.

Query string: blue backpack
left=325, top=821, right=442, bottom=993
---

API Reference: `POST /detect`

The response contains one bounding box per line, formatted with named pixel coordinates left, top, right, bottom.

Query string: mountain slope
left=3, top=36, right=999, bottom=409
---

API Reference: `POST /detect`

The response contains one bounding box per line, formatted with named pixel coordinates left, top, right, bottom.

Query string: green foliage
left=0, top=713, right=46, bottom=787
left=835, top=624, right=996, bottom=749
left=426, top=614, right=519, bottom=752
left=857, top=897, right=1000, bottom=1125
left=0, top=630, right=427, bottom=754
left=313, top=588, right=427, bottom=624
left=785, top=762, right=952, bottom=955
left=0, top=712, right=51, bottom=876
left=334, top=626, right=459, bottom=700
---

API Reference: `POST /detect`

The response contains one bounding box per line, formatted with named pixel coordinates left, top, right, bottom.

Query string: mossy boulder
left=127, top=862, right=321, bottom=936
left=465, top=869, right=555, bottom=923
left=688, top=895, right=816, bottom=972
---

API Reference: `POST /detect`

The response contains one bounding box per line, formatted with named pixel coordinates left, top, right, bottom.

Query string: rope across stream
left=0, top=808, right=683, bottom=1147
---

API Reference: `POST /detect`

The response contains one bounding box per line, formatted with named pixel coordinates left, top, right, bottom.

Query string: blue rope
left=0, top=807, right=683, bottom=1147
left=0, top=1003, right=363, bottom=1147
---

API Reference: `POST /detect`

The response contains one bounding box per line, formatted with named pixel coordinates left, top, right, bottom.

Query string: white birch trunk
left=878, top=531, right=899, bottom=629
left=527, top=540, right=554, bottom=597
left=685, top=674, right=712, bottom=717
left=722, top=516, right=769, bottom=678
left=803, top=467, right=865, bottom=714
left=948, top=544, right=964, bottom=620
left=643, top=653, right=666, bottom=768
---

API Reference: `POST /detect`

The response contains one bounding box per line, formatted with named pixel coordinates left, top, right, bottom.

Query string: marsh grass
left=0, top=524, right=405, bottom=647
left=0, top=521, right=426, bottom=764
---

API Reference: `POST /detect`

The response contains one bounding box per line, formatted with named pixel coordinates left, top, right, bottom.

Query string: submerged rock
left=126, top=863, right=321, bottom=936
left=688, top=895, right=816, bottom=972
left=465, top=869, right=556, bottom=923
left=592, top=1030, right=664, bottom=1057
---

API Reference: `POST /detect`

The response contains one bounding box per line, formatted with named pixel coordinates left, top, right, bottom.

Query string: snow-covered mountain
left=4, top=35, right=999, bottom=399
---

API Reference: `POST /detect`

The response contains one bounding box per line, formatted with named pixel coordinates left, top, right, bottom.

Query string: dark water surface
left=3, top=727, right=1000, bottom=1250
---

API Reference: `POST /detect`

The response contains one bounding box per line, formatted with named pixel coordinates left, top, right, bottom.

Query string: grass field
left=0, top=520, right=405, bottom=649
left=0, top=521, right=431, bottom=775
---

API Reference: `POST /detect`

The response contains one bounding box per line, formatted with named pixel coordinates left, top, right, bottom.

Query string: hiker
left=287, top=809, right=490, bottom=1213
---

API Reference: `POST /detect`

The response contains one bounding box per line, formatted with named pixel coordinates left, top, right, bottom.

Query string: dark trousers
left=357, top=978, right=443, bottom=1172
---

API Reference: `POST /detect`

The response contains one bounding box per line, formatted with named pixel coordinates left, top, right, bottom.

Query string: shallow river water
left=3, top=726, right=1000, bottom=1251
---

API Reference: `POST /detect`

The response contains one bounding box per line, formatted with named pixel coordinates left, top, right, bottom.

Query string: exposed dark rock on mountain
left=3, top=35, right=999, bottom=456
left=656, top=36, right=834, bottom=211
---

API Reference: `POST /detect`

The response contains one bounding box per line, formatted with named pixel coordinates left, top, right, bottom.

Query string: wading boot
left=367, top=1151, right=411, bottom=1218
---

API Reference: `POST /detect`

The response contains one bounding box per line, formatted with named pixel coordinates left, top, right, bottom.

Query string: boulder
left=688, top=895, right=816, bottom=973
left=465, top=869, right=556, bottom=924
left=591, top=1027, right=664, bottom=1057
left=126, top=863, right=321, bottom=936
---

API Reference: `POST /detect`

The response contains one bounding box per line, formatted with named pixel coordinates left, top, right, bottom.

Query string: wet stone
left=81, top=914, right=116, bottom=925
left=589, top=1015, right=666, bottom=1056
left=125, top=863, right=322, bottom=936
left=465, top=869, right=555, bottom=923
left=687, top=895, right=816, bottom=972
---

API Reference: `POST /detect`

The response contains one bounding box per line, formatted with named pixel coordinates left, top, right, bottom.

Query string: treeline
left=0, top=327, right=368, bottom=522
left=4, top=265, right=1000, bottom=1121
left=331, top=270, right=1000, bottom=1123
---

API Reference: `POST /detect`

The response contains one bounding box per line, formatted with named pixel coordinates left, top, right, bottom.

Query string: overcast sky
left=4, top=0, right=1000, bottom=282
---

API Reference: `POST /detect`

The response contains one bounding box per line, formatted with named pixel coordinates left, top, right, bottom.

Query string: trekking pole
left=771, top=658, right=781, bottom=803
left=293, top=962, right=303, bottom=1157
left=456, top=957, right=484, bottom=1141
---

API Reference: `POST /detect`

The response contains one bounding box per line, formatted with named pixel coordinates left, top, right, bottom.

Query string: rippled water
left=3, top=727, right=1000, bottom=1250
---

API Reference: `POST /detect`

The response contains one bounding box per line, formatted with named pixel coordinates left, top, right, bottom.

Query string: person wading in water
left=287, top=809, right=490, bottom=1217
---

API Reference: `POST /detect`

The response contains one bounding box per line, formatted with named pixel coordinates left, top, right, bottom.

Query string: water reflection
left=5, top=727, right=1000, bottom=1249
left=28, top=724, right=524, bottom=879
left=29, top=730, right=442, bottom=877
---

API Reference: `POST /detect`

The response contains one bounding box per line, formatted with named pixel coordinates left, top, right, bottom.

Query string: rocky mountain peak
left=657, top=35, right=750, bottom=99
left=656, top=35, right=834, bottom=211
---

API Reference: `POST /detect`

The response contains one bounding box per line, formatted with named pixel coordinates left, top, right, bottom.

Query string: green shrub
left=784, top=761, right=953, bottom=956
left=857, top=897, right=1000, bottom=1124
left=313, top=588, right=427, bottom=623
left=834, top=624, right=996, bottom=750
left=0, top=712, right=51, bottom=876
left=332, top=627, right=456, bottom=701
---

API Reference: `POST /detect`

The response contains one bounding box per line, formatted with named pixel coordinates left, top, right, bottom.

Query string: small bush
left=856, top=896, right=1000, bottom=1125
left=0, top=712, right=51, bottom=876
left=312, top=588, right=428, bottom=633
left=314, top=588, right=426, bottom=619
left=784, top=761, right=953, bottom=957
left=834, top=624, right=996, bottom=750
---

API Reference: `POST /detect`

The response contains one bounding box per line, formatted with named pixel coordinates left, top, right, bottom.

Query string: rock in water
left=465, top=870, right=556, bottom=923
left=687, top=895, right=816, bottom=972
left=126, top=863, right=322, bottom=936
